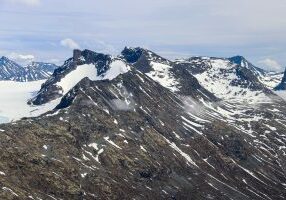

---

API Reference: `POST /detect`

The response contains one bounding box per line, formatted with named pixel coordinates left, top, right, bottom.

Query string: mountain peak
left=228, top=55, right=248, bottom=66
left=0, top=56, right=7, bottom=60
left=72, top=49, right=111, bottom=65
left=121, top=47, right=151, bottom=63
left=229, top=55, right=246, bottom=60
left=123, top=46, right=149, bottom=52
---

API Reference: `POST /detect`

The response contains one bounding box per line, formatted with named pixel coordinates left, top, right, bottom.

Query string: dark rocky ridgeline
left=275, top=68, right=286, bottom=90
left=0, top=59, right=286, bottom=199
left=0, top=56, right=57, bottom=82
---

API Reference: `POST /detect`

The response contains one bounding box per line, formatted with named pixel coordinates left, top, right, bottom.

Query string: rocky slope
left=0, top=56, right=57, bottom=82
left=0, top=49, right=285, bottom=199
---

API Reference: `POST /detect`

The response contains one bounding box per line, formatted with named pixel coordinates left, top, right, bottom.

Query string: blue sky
left=0, top=0, right=285, bottom=71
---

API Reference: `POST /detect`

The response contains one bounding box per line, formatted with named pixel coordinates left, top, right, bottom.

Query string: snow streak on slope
left=257, top=72, right=284, bottom=89
left=0, top=80, right=60, bottom=123
left=146, top=61, right=179, bottom=92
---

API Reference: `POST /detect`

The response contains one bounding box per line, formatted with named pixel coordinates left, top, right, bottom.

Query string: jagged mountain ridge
left=30, top=48, right=284, bottom=106
left=0, top=56, right=58, bottom=82
left=0, top=48, right=285, bottom=199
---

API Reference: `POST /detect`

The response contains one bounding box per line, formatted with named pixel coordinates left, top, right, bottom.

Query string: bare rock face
left=275, top=68, right=286, bottom=90
left=0, top=48, right=286, bottom=199
left=73, top=49, right=82, bottom=62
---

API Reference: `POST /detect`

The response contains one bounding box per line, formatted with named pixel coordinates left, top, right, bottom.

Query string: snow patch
left=88, top=143, right=99, bottom=150
left=0, top=80, right=60, bottom=124
left=57, top=60, right=130, bottom=95
left=104, top=137, right=122, bottom=149
left=146, top=62, right=179, bottom=92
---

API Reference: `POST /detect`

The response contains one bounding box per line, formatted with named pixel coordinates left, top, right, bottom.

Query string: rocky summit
left=0, top=48, right=286, bottom=200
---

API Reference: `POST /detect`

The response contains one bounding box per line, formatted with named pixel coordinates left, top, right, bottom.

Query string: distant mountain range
left=0, top=48, right=286, bottom=199
left=0, top=56, right=58, bottom=81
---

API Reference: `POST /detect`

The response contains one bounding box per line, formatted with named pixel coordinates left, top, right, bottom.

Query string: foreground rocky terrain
left=0, top=48, right=285, bottom=199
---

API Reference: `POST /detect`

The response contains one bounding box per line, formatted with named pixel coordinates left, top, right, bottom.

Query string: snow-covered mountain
left=0, top=56, right=26, bottom=81
left=229, top=55, right=284, bottom=89
left=175, top=57, right=262, bottom=103
left=24, top=62, right=58, bottom=81
left=30, top=49, right=130, bottom=105
left=0, top=56, right=58, bottom=82
left=0, top=48, right=286, bottom=199
left=173, top=56, right=285, bottom=104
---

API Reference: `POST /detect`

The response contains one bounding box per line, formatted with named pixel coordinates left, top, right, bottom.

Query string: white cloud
left=5, top=0, right=40, bottom=6
left=7, top=52, right=35, bottom=65
left=60, top=38, right=80, bottom=50
left=258, top=58, right=282, bottom=71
